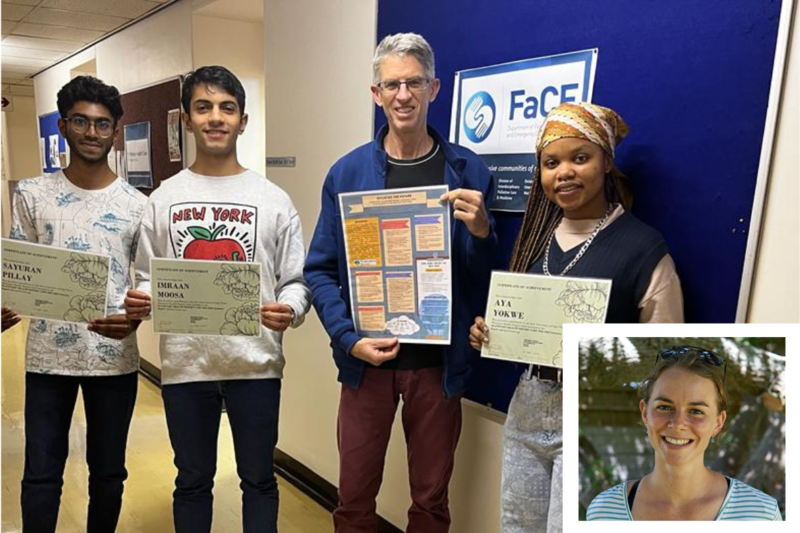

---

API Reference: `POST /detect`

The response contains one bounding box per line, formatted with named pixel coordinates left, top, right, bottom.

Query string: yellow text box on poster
left=381, top=218, right=413, bottom=266
left=355, top=271, right=384, bottom=303
left=387, top=272, right=415, bottom=313
left=358, top=306, right=386, bottom=331
left=345, top=217, right=382, bottom=268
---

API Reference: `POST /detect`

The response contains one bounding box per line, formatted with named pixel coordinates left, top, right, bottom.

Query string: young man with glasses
left=304, top=33, right=497, bottom=532
left=5, top=75, right=147, bottom=532
left=124, top=66, right=310, bottom=533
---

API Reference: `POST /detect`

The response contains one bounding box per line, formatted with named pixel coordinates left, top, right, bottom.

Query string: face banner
left=450, top=49, right=598, bottom=212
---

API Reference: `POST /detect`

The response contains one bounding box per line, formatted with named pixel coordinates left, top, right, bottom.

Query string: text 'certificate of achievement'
left=1, top=238, right=110, bottom=323
left=339, top=185, right=452, bottom=344
left=481, top=272, right=612, bottom=366
left=151, top=258, right=262, bottom=336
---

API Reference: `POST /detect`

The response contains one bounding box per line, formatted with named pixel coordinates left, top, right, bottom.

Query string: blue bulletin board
left=37, top=111, right=66, bottom=174
left=376, top=0, right=791, bottom=412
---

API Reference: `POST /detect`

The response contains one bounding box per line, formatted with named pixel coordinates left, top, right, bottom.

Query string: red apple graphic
left=184, top=225, right=246, bottom=261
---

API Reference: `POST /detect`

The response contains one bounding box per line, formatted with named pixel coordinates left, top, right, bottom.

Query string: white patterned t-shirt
left=10, top=171, right=147, bottom=376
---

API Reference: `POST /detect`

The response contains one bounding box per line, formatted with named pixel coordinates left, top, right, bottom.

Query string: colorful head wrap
left=535, top=102, right=629, bottom=159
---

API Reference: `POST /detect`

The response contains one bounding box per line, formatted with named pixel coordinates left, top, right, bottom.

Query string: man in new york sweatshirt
left=125, top=65, right=310, bottom=533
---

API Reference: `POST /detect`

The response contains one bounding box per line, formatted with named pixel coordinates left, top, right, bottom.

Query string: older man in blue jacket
left=304, top=33, right=497, bottom=533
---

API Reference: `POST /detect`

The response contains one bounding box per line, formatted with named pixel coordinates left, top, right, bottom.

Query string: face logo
left=170, top=202, right=257, bottom=262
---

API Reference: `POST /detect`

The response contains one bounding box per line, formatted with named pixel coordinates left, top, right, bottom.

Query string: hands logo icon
left=463, top=91, right=496, bottom=143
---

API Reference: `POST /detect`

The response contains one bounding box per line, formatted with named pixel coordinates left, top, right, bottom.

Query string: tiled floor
left=1, top=320, right=333, bottom=532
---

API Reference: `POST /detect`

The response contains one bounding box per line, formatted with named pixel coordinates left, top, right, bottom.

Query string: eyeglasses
left=64, top=116, right=115, bottom=138
left=375, top=77, right=431, bottom=94
left=654, top=345, right=727, bottom=383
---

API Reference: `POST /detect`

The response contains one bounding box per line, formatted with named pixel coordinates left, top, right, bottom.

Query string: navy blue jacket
left=304, top=125, right=497, bottom=397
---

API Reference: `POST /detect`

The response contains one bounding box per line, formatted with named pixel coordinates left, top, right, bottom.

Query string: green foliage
left=584, top=458, right=619, bottom=493
left=735, top=337, right=785, bottom=356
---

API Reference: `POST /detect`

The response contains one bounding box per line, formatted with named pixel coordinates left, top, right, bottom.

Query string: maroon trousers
left=334, top=366, right=463, bottom=533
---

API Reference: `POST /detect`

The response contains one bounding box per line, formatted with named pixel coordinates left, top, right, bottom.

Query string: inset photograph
left=577, top=338, right=785, bottom=521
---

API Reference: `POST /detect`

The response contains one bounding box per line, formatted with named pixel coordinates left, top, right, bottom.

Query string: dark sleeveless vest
left=527, top=213, right=670, bottom=323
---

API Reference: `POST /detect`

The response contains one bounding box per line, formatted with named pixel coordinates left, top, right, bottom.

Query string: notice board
left=115, top=77, right=184, bottom=196
left=376, top=0, right=790, bottom=411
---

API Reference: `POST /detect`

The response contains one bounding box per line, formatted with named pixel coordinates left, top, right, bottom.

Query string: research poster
left=124, top=121, right=153, bottom=188
left=48, top=134, right=61, bottom=168
left=339, top=185, right=452, bottom=344
left=481, top=271, right=611, bottom=366
left=151, top=258, right=262, bottom=337
left=1, top=239, right=110, bottom=323
left=37, top=111, right=64, bottom=174
left=450, top=49, right=598, bottom=212
left=167, top=109, right=182, bottom=162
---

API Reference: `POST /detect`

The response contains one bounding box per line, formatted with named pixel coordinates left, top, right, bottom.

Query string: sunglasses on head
left=654, top=345, right=727, bottom=383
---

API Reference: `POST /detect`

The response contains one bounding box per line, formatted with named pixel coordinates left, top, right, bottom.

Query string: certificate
left=481, top=271, right=612, bottom=366
left=151, top=258, right=262, bottom=336
left=1, top=238, right=110, bottom=323
left=339, top=185, right=452, bottom=344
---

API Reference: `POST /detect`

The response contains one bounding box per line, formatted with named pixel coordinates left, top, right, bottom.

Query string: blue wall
left=376, top=0, right=784, bottom=411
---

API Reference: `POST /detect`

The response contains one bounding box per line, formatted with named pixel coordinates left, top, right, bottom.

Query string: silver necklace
left=542, top=204, right=614, bottom=276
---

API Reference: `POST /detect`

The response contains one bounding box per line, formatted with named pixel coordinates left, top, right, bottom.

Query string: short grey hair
left=372, top=33, right=436, bottom=84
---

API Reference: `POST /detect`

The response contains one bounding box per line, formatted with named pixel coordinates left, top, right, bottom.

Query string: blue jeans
left=21, top=371, right=138, bottom=533
left=162, top=378, right=281, bottom=533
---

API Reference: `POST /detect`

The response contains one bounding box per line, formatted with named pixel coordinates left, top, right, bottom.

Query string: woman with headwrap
left=468, top=102, right=684, bottom=532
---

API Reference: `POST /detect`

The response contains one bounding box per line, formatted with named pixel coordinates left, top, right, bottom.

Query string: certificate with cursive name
left=481, top=271, right=612, bottom=366
left=151, top=258, right=262, bottom=336
left=2, top=238, right=111, bottom=323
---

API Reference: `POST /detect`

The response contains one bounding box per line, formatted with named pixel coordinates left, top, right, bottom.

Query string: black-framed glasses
left=375, top=77, right=431, bottom=94
left=64, top=116, right=115, bottom=138
left=654, top=345, right=727, bottom=383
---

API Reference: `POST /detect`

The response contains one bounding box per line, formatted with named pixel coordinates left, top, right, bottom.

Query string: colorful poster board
left=339, top=185, right=452, bottom=344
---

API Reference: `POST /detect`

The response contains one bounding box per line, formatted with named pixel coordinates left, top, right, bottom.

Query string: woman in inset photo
left=587, top=345, right=783, bottom=521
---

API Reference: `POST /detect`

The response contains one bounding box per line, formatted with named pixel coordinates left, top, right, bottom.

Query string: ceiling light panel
left=1, top=55, right=53, bottom=68
left=2, top=45, right=66, bottom=60
left=41, top=0, right=162, bottom=20
left=1, top=35, right=83, bottom=52
left=23, top=8, right=130, bottom=32
left=11, top=22, right=104, bottom=42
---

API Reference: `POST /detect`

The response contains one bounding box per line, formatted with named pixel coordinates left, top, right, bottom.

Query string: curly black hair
left=56, top=76, right=123, bottom=122
left=181, top=66, right=246, bottom=115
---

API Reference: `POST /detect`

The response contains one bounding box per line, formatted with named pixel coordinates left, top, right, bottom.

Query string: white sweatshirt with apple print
left=135, top=168, right=311, bottom=385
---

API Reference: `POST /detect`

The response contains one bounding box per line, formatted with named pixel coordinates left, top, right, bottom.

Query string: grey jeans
left=501, top=376, right=563, bottom=533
